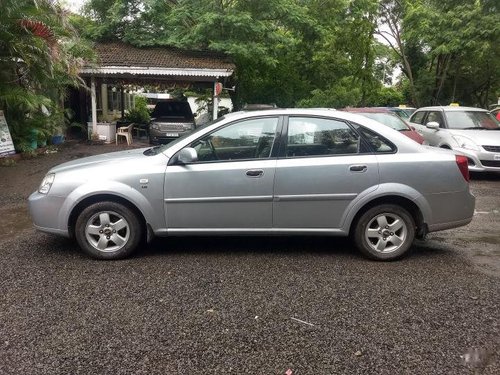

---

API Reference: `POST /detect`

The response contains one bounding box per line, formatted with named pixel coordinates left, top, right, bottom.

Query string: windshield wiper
left=143, top=145, right=163, bottom=156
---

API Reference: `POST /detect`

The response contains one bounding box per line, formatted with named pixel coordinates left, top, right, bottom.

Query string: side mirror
left=178, top=147, right=198, bottom=164
left=426, top=121, right=440, bottom=130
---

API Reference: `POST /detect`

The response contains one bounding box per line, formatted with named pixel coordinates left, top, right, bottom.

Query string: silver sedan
left=29, top=109, right=475, bottom=261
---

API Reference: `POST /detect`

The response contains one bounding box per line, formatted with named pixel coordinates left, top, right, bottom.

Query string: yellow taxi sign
left=398, top=104, right=407, bottom=108
left=449, top=102, right=460, bottom=106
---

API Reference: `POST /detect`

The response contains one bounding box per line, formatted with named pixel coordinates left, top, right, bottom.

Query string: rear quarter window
left=353, top=125, right=397, bottom=153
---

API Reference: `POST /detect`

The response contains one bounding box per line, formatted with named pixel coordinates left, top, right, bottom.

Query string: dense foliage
left=1, top=0, right=498, bottom=150
left=0, top=0, right=93, bottom=151
left=76, top=0, right=499, bottom=109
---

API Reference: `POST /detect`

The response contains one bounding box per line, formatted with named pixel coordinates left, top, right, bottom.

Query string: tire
left=354, top=204, right=415, bottom=261
left=75, top=201, right=143, bottom=260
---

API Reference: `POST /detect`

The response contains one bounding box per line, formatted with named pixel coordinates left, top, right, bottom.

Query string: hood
left=151, top=116, right=194, bottom=123
left=448, top=129, right=500, bottom=146
left=49, top=147, right=157, bottom=174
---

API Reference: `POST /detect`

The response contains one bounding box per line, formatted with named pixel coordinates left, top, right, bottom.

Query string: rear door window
left=285, top=117, right=360, bottom=157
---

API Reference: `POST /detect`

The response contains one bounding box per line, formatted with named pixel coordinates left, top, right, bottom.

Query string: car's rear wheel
left=354, top=204, right=415, bottom=261
left=75, top=201, right=142, bottom=260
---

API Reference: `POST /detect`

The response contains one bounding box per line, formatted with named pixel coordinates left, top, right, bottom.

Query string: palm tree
left=0, top=0, right=91, bottom=150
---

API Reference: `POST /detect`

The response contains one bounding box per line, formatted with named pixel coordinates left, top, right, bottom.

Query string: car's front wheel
left=75, top=201, right=143, bottom=260
left=354, top=204, right=415, bottom=261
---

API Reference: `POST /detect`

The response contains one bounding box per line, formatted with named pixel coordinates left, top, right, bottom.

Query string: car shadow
left=137, top=235, right=454, bottom=262
left=37, top=232, right=455, bottom=263
left=138, top=235, right=356, bottom=258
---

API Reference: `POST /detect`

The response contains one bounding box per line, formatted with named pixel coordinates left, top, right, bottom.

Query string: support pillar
left=212, top=81, right=219, bottom=120
left=120, top=87, right=125, bottom=119
left=91, top=76, right=97, bottom=135
left=101, top=83, right=108, bottom=122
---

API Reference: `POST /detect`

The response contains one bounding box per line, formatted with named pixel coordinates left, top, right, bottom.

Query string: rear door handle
left=349, top=165, right=367, bottom=173
left=246, top=169, right=264, bottom=177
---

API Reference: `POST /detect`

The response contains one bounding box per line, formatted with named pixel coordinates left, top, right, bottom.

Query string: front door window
left=191, top=117, right=279, bottom=162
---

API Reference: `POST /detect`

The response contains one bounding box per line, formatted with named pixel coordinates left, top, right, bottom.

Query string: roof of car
left=224, top=108, right=402, bottom=127
left=341, top=107, right=393, bottom=114
left=415, top=106, right=488, bottom=112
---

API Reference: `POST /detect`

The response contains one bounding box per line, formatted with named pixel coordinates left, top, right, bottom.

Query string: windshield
left=400, top=108, right=416, bottom=118
left=445, top=111, right=500, bottom=130
left=143, top=116, right=227, bottom=156
left=359, top=113, right=409, bottom=131
left=152, top=101, right=193, bottom=119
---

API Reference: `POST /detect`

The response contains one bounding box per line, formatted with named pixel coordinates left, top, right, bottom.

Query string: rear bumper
left=424, top=189, right=475, bottom=232
left=428, top=217, right=473, bottom=232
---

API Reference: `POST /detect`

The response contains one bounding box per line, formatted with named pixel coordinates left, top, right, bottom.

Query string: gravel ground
left=0, top=140, right=498, bottom=374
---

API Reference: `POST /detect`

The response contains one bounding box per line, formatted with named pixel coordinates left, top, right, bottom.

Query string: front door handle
left=349, top=165, right=367, bottom=173
left=246, top=169, right=264, bottom=177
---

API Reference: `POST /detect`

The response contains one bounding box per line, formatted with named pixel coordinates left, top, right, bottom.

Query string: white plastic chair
left=116, top=123, right=134, bottom=145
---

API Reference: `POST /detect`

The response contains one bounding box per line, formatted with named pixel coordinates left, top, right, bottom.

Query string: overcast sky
left=62, top=0, right=86, bottom=13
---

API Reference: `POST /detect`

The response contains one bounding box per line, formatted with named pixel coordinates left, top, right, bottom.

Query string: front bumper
left=28, top=191, right=69, bottom=237
left=149, top=129, right=192, bottom=144
left=454, top=147, right=500, bottom=172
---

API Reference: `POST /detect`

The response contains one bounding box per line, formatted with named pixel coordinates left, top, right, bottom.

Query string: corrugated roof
left=90, top=42, right=235, bottom=71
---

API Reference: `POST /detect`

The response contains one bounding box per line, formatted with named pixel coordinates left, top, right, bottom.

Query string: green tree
left=379, top=0, right=500, bottom=107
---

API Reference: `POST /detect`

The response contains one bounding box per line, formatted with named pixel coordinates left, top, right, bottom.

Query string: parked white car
left=409, top=106, right=500, bottom=172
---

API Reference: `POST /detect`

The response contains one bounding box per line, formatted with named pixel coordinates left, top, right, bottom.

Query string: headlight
left=452, top=135, right=480, bottom=151
left=38, top=173, right=55, bottom=194
left=151, top=123, right=160, bottom=130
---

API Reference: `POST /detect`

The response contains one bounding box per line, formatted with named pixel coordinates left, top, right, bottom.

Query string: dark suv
left=149, top=100, right=195, bottom=144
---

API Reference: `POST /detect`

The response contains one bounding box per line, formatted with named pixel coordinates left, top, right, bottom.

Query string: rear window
left=445, top=111, right=499, bottom=130
left=358, top=113, right=409, bottom=131
left=152, top=101, right=194, bottom=120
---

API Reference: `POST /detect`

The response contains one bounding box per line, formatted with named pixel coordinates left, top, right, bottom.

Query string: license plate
left=165, top=133, right=179, bottom=137
left=494, top=154, right=500, bottom=161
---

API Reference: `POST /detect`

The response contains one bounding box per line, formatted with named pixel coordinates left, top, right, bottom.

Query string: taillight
left=455, top=155, right=470, bottom=181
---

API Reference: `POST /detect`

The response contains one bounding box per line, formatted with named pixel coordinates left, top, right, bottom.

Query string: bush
left=126, top=96, right=150, bottom=124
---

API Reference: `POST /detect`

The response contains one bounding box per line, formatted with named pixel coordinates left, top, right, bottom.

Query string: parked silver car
left=409, top=106, right=500, bottom=172
left=29, top=109, right=475, bottom=261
